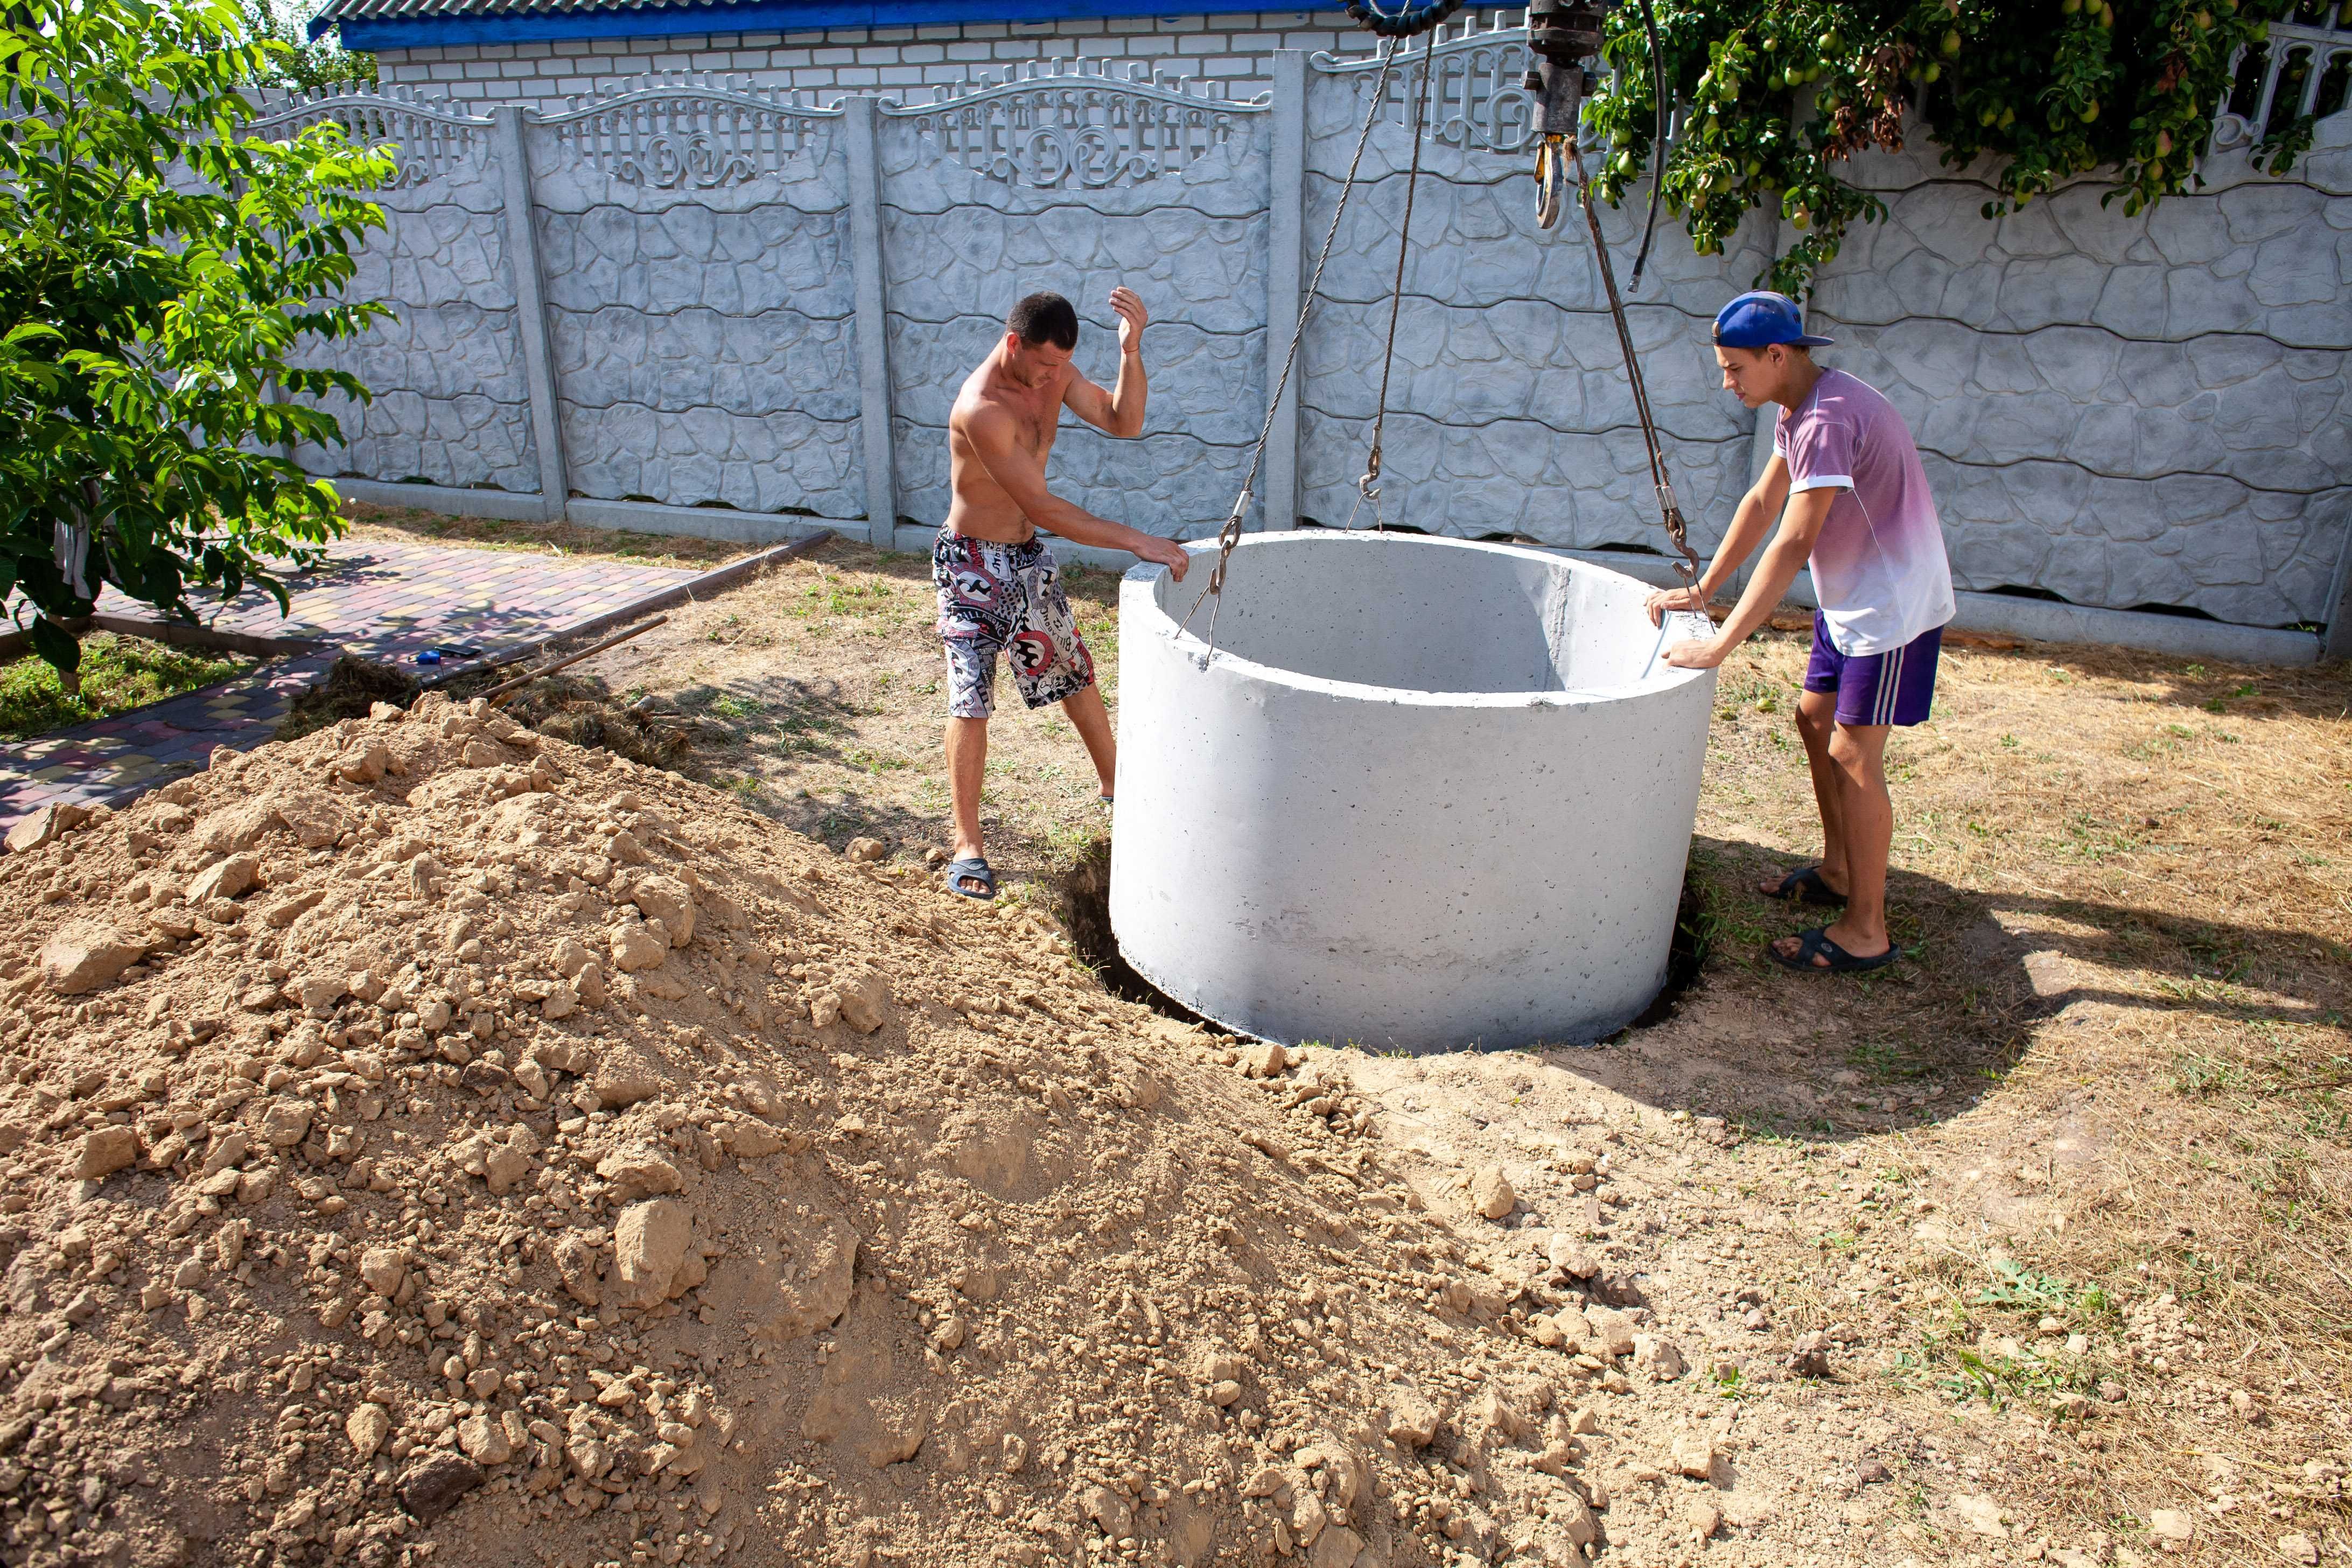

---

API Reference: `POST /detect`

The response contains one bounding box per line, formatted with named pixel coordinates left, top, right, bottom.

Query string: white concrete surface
left=1111, top=531, right=1717, bottom=1051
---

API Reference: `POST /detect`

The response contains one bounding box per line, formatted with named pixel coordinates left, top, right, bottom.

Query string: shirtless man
left=933, top=288, right=1190, bottom=900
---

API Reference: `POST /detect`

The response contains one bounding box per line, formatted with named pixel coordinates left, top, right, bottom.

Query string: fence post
left=492, top=106, right=570, bottom=524
left=843, top=96, right=900, bottom=550
left=1262, top=50, right=1308, bottom=533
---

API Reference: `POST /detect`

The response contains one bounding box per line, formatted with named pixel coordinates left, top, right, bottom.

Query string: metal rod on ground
left=481, top=615, right=667, bottom=706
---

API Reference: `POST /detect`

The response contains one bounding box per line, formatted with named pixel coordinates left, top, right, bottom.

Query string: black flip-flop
left=942, top=856, right=997, bottom=900
left=1769, top=926, right=1898, bottom=975
left=1765, top=865, right=1847, bottom=907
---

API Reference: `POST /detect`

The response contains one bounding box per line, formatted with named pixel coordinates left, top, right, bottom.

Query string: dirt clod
left=397, top=1452, right=483, bottom=1522
left=1469, top=1164, right=1516, bottom=1220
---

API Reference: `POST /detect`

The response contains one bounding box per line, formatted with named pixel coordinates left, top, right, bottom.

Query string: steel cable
left=1178, top=37, right=1408, bottom=655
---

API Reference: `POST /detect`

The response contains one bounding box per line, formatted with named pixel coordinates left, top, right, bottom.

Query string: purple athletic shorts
left=1803, top=612, right=1942, bottom=727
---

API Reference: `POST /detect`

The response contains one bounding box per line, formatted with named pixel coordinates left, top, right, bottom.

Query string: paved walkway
left=1, top=539, right=697, bottom=828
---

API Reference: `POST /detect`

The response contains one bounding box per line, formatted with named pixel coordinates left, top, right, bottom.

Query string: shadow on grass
left=1543, top=832, right=2352, bottom=1147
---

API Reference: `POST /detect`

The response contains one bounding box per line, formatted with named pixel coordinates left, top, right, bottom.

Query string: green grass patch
left=0, top=634, right=252, bottom=744
left=1847, top=1039, right=1933, bottom=1083
left=1973, top=1258, right=2113, bottom=1318
left=2166, top=1050, right=2249, bottom=1099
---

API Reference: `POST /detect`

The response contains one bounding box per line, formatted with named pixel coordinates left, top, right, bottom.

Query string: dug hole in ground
left=0, top=535, right=2344, bottom=1568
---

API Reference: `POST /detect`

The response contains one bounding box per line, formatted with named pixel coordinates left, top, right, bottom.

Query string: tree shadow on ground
left=1545, top=832, right=2349, bottom=1147
left=640, top=671, right=953, bottom=852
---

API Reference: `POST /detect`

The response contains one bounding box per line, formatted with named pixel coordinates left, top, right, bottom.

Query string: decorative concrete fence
left=254, top=17, right=2352, bottom=661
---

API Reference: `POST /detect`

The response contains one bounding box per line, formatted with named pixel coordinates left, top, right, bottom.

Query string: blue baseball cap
left=1712, top=290, right=1834, bottom=349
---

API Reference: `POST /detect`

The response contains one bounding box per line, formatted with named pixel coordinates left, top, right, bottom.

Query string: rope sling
left=1182, top=6, right=1700, bottom=660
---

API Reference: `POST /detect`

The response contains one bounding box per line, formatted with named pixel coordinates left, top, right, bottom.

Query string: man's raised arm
left=1063, top=287, right=1149, bottom=439
left=964, top=403, right=1187, bottom=580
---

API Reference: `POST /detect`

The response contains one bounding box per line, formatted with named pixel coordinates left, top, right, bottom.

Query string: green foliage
left=235, top=0, right=378, bottom=94
left=1973, top=1256, right=2117, bottom=1320
left=0, top=632, right=251, bottom=741
left=0, top=0, right=395, bottom=680
left=1581, top=0, right=2302, bottom=292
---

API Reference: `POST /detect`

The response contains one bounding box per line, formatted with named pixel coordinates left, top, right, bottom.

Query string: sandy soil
left=30, top=514, right=2332, bottom=1568
left=523, top=537, right=2352, bottom=1567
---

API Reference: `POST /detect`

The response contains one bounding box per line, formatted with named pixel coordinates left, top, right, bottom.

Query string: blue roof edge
left=319, top=0, right=1334, bottom=45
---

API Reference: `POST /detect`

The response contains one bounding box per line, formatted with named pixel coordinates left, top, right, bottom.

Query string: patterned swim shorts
left=933, top=530, right=1095, bottom=720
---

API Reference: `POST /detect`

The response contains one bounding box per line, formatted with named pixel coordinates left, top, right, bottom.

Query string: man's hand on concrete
left=1111, top=287, right=1147, bottom=354
left=1141, top=535, right=1189, bottom=583
left=1644, top=583, right=1707, bottom=627
left=1662, top=637, right=1727, bottom=670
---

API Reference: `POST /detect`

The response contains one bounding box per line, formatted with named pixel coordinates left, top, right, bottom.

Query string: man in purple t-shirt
left=1650, top=291, right=1956, bottom=975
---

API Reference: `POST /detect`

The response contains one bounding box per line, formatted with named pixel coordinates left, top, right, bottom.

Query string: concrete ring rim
left=1126, top=530, right=1717, bottom=708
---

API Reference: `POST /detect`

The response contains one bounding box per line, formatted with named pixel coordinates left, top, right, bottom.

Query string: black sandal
left=1768, top=926, right=1898, bottom=975
left=942, top=856, right=997, bottom=900
left=1765, top=865, right=1847, bottom=907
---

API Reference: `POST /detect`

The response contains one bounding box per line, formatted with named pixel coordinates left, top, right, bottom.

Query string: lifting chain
left=1180, top=38, right=1405, bottom=657
left=1574, top=142, right=1700, bottom=590
left=1185, top=4, right=1700, bottom=664
left=1348, top=40, right=1438, bottom=533
left=1523, top=0, right=1695, bottom=583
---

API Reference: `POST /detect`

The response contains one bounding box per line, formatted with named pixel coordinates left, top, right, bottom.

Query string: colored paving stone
left=0, top=539, right=698, bottom=830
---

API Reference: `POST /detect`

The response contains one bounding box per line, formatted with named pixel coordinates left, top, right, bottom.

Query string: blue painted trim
left=320, top=0, right=1333, bottom=45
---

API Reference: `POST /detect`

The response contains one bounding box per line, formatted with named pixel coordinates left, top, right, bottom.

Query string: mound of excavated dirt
left=494, top=672, right=694, bottom=774
left=0, top=699, right=1641, bottom=1568
left=277, top=659, right=423, bottom=745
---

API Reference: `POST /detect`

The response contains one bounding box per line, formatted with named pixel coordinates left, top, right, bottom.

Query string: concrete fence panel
left=876, top=64, right=1275, bottom=541
left=256, top=94, right=540, bottom=495
left=528, top=87, right=867, bottom=522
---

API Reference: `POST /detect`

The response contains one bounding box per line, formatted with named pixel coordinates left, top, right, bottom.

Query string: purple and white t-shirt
left=1774, top=368, right=1955, bottom=656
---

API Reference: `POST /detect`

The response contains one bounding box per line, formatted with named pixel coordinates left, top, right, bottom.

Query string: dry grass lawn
left=1681, top=623, right=2352, bottom=1564
left=352, top=515, right=2351, bottom=1560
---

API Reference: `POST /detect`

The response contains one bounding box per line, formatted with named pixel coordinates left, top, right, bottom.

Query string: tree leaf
left=29, top=617, right=83, bottom=678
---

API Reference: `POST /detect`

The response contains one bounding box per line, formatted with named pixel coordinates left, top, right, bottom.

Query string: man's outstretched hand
left=1140, top=535, right=1189, bottom=583
left=1111, top=287, right=1148, bottom=354
left=1662, top=637, right=1727, bottom=670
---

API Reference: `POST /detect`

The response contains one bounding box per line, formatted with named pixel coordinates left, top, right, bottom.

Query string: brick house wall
left=368, top=10, right=1511, bottom=109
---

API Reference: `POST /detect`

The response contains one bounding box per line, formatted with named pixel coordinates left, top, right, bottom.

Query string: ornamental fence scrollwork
left=1311, top=17, right=1560, bottom=156
left=244, top=87, right=493, bottom=188
left=2212, top=18, right=2352, bottom=155
left=887, top=58, right=1263, bottom=190
left=538, top=79, right=841, bottom=190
